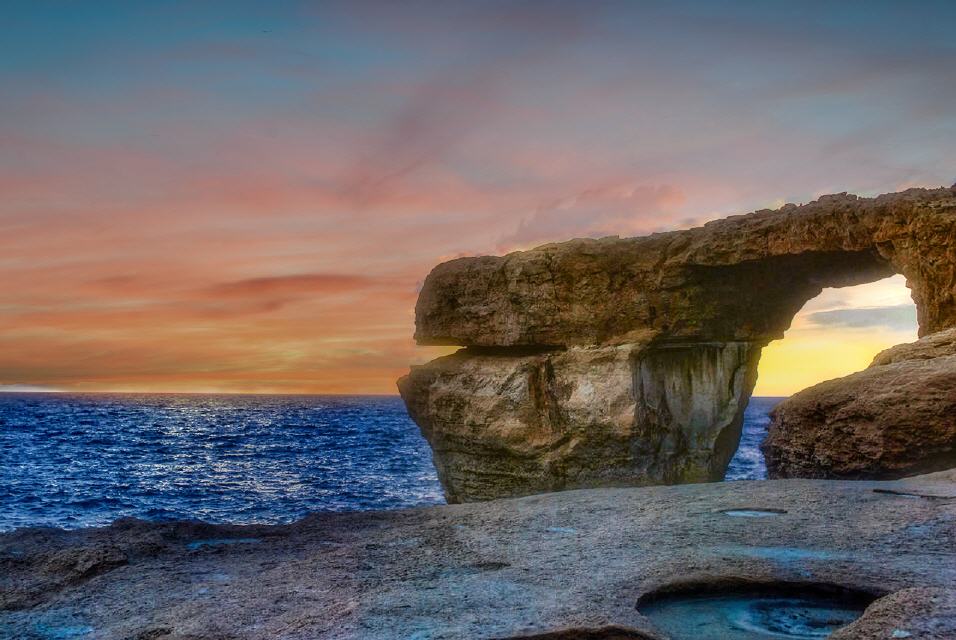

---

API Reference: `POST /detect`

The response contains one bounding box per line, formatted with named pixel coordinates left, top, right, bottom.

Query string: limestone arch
left=401, top=188, right=956, bottom=501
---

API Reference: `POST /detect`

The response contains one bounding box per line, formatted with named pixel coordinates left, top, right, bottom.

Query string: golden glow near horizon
left=753, top=275, right=918, bottom=397
left=0, top=271, right=920, bottom=398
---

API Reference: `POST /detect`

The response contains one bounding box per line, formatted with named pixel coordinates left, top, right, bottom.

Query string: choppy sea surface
left=726, top=396, right=783, bottom=482
left=0, top=393, right=782, bottom=532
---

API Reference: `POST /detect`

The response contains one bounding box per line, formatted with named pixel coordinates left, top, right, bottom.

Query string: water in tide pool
left=0, top=393, right=783, bottom=532
left=641, top=593, right=867, bottom=639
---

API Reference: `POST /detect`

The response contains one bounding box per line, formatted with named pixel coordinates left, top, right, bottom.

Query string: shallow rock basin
left=719, top=508, right=787, bottom=518
left=641, top=591, right=871, bottom=639
left=186, top=537, right=261, bottom=550
left=0, top=609, right=95, bottom=640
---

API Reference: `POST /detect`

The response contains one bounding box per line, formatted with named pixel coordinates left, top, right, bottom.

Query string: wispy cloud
left=0, top=384, right=61, bottom=393
left=204, top=273, right=376, bottom=298
left=806, top=304, right=918, bottom=332
left=336, top=2, right=600, bottom=206
left=503, top=183, right=687, bottom=249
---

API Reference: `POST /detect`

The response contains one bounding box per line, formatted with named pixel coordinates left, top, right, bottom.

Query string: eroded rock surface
left=401, top=187, right=956, bottom=501
left=414, top=188, right=956, bottom=347
left=2, top=473, right=954, bottom=639
left=400, top=343, right=758, bottom=502
left=830, top=587, right=956, bottom=640
left=763, top=329, right=956, bottom=480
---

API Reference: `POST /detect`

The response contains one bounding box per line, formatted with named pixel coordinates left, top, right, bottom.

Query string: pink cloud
left=502, top=183, right=688, bottom=249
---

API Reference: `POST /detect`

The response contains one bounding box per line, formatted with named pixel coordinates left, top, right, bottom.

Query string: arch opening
left=725, top=274, right=919, bottom=480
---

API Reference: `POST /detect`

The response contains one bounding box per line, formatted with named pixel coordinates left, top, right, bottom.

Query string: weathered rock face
left=415, top=188, right=956, bottom=348
left=763, top=328, right=956, bottom=480
left=870, top=325, right=956, bottom=365
left=830, top=587, right=956, bottom=640
left=400, top=343, right=759, bottom=502
left=400, top=187, right=956, bottom=502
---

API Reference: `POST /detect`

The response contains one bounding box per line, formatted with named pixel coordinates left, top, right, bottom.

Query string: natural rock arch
left=399, top=187, right=956, bottom=502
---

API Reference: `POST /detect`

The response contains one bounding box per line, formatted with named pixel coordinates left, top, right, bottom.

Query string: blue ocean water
left=725, top=396, right=783, bottom=481
left=0, top=393, right=782, bottom=532
left=0, top=394, right=442, bottom=532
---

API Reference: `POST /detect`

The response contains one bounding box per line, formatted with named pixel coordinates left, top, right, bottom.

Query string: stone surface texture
left=413, top=188, right=956, bottom=347
left=763, top=328, right=956, bottom=480
left=400, top=187, right=956, bottom=501
left=400, top=343, right=759, bottom=502
left=830, top=587, right=956, bottom=640
left=2, top=472, right=954, bottom=639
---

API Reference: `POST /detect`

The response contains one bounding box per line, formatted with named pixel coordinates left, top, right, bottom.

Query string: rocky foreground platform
left=2, top=471, right=955, bottom=639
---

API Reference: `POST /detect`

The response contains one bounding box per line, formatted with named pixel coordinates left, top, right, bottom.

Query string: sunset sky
left=2, top=1, right=954, bottom=395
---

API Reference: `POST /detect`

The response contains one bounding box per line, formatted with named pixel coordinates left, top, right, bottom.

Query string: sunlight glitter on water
left=0, top=393, right=781, bottom=531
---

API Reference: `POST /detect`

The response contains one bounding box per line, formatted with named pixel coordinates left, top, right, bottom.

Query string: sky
left=1, top=1, right=953, bottom=395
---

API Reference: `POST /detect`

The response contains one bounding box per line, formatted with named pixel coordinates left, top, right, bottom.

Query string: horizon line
left=0, top=389, right=792, bottom=400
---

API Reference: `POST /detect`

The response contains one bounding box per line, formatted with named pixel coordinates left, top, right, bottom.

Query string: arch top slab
left=415, top=187, right=956, bottom=348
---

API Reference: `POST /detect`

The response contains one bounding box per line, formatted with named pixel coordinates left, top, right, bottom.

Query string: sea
left=0, top=393, right=783, bottom=532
